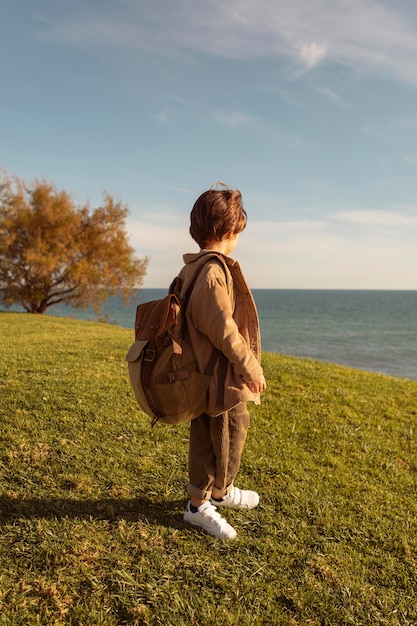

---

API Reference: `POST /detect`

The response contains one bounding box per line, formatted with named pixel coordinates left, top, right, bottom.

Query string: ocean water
left=252, top=289, right=417, bottom=381
left=41, top=289, right=417, bottom=381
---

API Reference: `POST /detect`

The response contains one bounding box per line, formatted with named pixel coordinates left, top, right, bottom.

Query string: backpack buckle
left=144, top=349, right=156, bottom=362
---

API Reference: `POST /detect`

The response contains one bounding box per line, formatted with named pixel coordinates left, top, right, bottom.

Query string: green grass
left=1, top=312, right=416, bottom=626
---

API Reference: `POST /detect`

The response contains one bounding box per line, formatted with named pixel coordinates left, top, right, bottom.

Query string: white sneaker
left=211, top=486, right=259, bottom=510
left=184, top=501, right=237, bottom=540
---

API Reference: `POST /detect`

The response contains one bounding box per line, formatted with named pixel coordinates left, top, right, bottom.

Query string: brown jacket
left=177, top=250, right=264, bottom=416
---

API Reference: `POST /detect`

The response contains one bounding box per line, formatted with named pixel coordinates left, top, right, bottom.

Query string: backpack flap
left=135, top=294, right=181, bottom=341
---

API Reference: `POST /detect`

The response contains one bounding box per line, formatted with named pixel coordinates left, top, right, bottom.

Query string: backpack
left=125, top=253, right=228, bottom=426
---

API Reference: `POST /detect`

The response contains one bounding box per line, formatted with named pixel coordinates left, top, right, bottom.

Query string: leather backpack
left=126, top=253, right=228, bottom=426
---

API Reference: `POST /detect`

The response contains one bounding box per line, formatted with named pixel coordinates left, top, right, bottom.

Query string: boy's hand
left=246, top=375, right=267, bottom=394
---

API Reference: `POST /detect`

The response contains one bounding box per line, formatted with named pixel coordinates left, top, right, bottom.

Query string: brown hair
left=189, top=182, right=247, bottom=248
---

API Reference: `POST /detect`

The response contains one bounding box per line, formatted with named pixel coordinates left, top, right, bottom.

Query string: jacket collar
left=183, top=250, right=237, bottom=267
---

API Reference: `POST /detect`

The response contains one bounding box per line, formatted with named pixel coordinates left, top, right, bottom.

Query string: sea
left=37, top=289, right=417, bottom=382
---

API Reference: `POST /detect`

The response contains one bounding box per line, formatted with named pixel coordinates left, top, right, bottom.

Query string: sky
left=2, top=0, right=417, bottom=289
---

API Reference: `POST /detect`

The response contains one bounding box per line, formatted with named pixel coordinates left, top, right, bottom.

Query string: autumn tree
left=0, top=172, right=149, bottom=313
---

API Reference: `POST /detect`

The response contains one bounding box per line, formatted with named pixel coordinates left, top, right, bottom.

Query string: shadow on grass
left=0, top=495, right=186, bottom=528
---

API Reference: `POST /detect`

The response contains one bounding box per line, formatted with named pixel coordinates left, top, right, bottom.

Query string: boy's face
left=224, top=232, right=239, bottom=256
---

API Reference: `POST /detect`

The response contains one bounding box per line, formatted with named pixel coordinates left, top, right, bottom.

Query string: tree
left=0, top=172, right=149, bottom=314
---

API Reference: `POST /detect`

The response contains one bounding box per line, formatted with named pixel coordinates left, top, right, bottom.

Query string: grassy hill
left=0, top=312, right=416, bottom=626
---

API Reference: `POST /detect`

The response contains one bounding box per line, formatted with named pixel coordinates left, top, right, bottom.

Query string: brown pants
left=187, top=402, right=250, bottom=501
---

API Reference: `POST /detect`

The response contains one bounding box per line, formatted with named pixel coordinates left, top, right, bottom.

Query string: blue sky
left=2, top=0, right=417, bottom=289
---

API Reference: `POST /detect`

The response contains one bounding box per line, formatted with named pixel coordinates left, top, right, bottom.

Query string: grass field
left=0, top=312, right=416, bottom=625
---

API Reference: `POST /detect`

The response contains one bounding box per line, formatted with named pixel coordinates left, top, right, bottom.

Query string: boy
left=180, top=183, right=267, bottom=539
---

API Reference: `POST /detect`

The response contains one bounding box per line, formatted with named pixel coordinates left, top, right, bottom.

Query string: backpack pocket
left=126, top=340, right=156, bottom=420
left=126, top=339, right=210, bottom=426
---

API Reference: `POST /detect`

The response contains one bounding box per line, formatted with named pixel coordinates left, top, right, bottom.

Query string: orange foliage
left=0, top=172, right=149, bottom=313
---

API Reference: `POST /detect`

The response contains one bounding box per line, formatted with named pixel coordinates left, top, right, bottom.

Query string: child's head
left=189, top=182, right=247, bottom=248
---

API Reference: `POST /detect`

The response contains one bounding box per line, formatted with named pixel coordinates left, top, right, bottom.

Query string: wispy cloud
left=300, top=42, right=327, bottom=68
left=393, top=202, right=417, bottom=212
left=316, top=86, right=348, bottom=108
left=152, top=109, right=175, bottom=125
left=238, top=207, right=417, bottom=288
left=126, top=204, right=417, bottom=289
left=36, top=0, right=417, bottom=85
left=213, top=111, right=258, bottom=128
left=334, top=209, right=417, bottom=228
